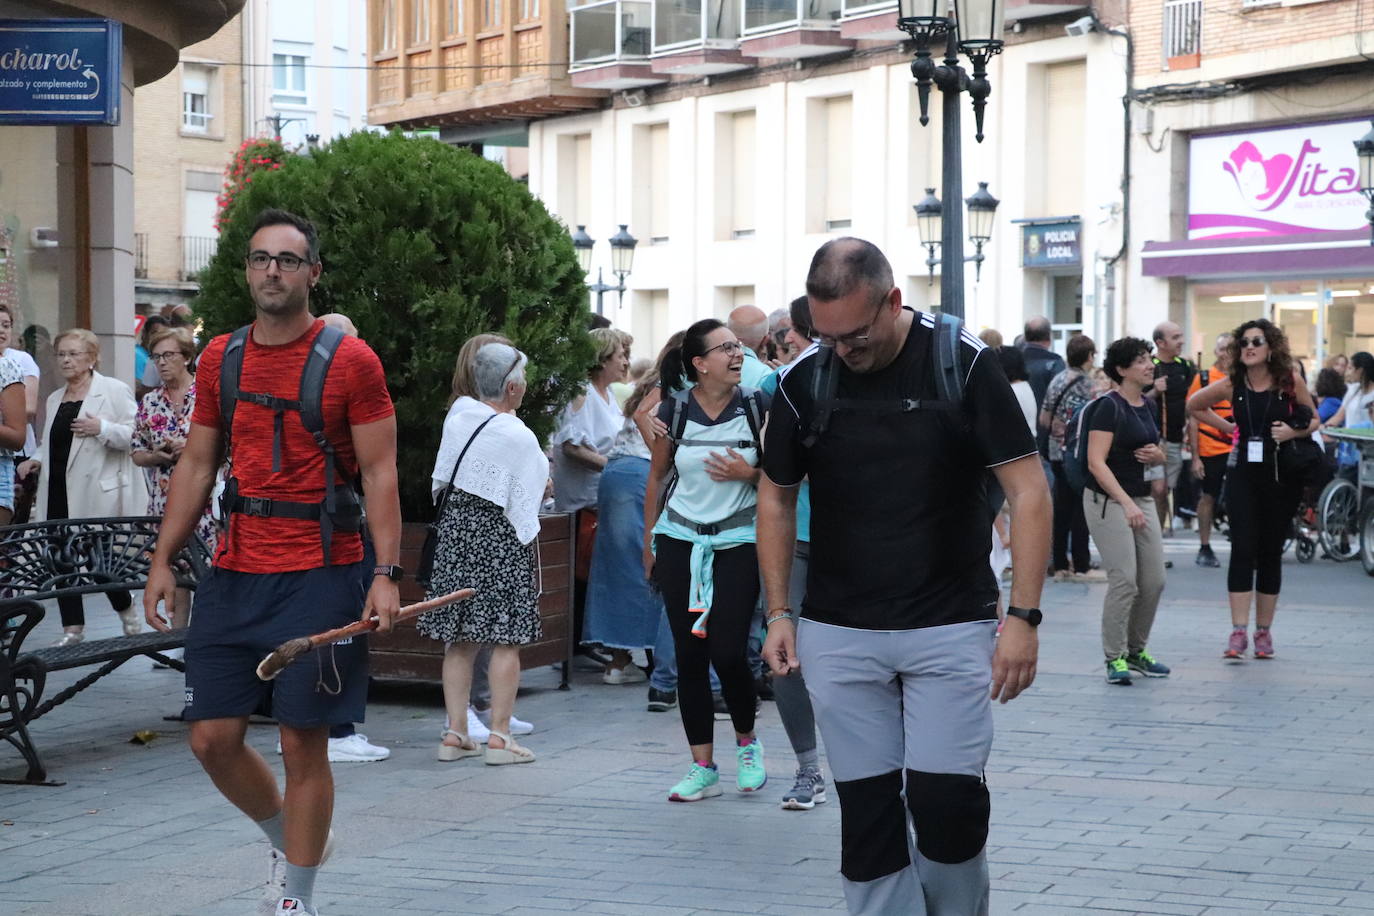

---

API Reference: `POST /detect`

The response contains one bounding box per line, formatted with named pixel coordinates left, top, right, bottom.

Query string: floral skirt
left=416, top=489, right=541, bottom=646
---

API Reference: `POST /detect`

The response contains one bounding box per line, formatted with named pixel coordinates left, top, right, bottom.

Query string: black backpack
left=801, top=310, right=966, bottom=448
left=217, top=322, right=362, bottom=564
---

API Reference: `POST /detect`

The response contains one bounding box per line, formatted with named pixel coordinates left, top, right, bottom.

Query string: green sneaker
left=736, top=740, right=767, bottom=793
left=1125, top=650, right=1170, bottom=678
left=668, top=763, right=722, bottom=802
left=1105, top=656, right=1133, bottom=685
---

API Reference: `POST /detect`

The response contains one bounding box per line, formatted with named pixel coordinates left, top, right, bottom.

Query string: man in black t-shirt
left=1149, top=322, right=1196, bottom=532
left=757, top=238, right=1050, bottom=916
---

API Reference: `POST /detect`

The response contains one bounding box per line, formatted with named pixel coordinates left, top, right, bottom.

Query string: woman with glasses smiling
left=21, top=327, right=147, bottom=646
left=1189, top=319, right=1320, bottom=661
left=644, top=318, right=771, bottom=803
left=132, top=327, right=216, bottom=631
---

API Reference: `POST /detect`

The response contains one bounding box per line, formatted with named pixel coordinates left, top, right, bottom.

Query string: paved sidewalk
left=2, top=529, right=1372, bottom=915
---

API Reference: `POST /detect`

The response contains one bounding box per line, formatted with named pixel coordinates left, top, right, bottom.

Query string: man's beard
left=251, top=285, right=307, bottom=315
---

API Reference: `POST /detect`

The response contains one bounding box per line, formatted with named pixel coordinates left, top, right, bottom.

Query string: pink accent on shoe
left=1253, top=628, right=1274, bottom=659
left=1224, top=628, right=1247, bottom=659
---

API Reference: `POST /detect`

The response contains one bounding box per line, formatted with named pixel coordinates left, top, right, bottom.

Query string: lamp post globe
left=571, top=225, right=595, bottom=274
left=609, top=224, right=638, bottom=279
left=914, top=189, right=943, bottom=248
left=965, top=181, right=999, bottom=244
left=953, top=0, right=1006, bottom=51
left=897, top=0, right=950, bottom=32
left=1356, top=121, right=1374, bottom=244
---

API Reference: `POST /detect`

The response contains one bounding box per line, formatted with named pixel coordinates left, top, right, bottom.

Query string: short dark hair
left=249, top=208, right=319, bottom=263
left=1023, top=316, right=1051, bottom=343
left=1066, top=333, right=1095, bottom=369
left=659, top=318, right=726, bottom=391
left=997, top=345, right=1028, bottom=383
left=587, top=313, right=612, bottom=330
left=1103, top=336, right=1152, bottom=384
left=1352, top=351, right=1374, bottom=386
left=788, top=295, right=814, bottom=340
left=1314, top=368, right=1346, bottom=401
left=806, top=238, right=893, bottom=303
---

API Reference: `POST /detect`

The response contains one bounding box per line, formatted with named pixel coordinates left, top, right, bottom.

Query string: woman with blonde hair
left=20, top=328, right=147, bottom=646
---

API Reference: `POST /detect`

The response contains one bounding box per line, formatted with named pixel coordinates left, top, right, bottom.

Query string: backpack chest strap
left=676, top=437, right=757, bottom=450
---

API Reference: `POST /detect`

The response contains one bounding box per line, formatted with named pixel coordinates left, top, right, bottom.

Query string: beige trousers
left=1083, top=490, right=1167, bottom=660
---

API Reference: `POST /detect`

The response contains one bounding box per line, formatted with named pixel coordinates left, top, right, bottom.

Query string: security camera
left=1064, top=15, right=1096, bottom=37
left=621, top=89, right=646, bottom=108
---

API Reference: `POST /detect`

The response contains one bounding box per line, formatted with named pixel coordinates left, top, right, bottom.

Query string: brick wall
left=1131, top=0, right=1371, bottom=78
left=133, top=16, right=245, bottom=297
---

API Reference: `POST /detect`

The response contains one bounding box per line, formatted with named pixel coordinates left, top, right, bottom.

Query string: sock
left=737, top=736, right=757, bottom=748
left=796, top=748, right=820, bottom=770
left=694, top=759, right=716, bottom=769
left=255, top=811, right=285, bottom=851
left=283, top=862, right=318, bottom=909
left=1233, top=625, right=1247, bottom=632
left=1255, top=626, right=1270, bottom=632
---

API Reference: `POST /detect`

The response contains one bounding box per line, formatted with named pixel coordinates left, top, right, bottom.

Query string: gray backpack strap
left=740, top=386, right=765, bottom=448
left=802, top=347, right=839, bottom=448
left=932, top=311, right=966, bottom=406
left=299, top=323, right=347, bottom=564
left=218, top=325, right=252, bottom=440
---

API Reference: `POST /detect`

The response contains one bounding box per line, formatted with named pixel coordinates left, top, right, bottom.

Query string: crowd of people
left=5, top=205, right=1372, bottom=916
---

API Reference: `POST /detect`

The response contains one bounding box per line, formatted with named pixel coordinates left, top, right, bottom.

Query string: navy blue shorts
left=184, top=562, right=369, bottom=728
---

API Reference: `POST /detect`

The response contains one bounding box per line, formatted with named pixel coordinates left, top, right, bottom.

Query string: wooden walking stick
left=255, top=588, right=476, bottom=681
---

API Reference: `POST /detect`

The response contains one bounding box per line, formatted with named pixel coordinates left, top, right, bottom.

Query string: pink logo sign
left=1188, top=120, right=1367, bottom=239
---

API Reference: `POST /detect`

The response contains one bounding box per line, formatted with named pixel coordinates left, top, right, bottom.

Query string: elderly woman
left=418, top=341, right=548, bottom=766
left=132, top=326, right=215, bottom=628
left=19, top=328, right=147, bottom=646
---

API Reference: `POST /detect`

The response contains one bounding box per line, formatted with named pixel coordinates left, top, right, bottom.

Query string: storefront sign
left=1021, top=221, right=1081, bottom=268
left=0, top=19, right=121, bottom=125
left=1189, top=118, right=1368, bottom=240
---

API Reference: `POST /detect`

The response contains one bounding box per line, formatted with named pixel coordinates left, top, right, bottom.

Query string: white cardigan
left=35, top=371, right=149, bottom=520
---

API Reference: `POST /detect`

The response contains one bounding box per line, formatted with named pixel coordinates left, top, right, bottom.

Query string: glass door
left=1267, top=280, right=1322, bottom=371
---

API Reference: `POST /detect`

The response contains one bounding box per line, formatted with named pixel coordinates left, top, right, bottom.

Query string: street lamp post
left=898, top=0, right=1005, bottom=319
left=914, top=180, right=1000, bottom=285
left=1355, top=120, right=1374, bottom=246
left=572, top=224, right=638, bottom=316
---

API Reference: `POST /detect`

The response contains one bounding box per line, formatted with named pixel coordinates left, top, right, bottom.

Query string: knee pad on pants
left=906, top=770, right=990, bottom=865
left=834, top=770, right=911, bottom=882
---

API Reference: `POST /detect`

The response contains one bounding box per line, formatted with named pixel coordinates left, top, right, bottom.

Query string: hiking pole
left=255, top=588, right=476, bottom=681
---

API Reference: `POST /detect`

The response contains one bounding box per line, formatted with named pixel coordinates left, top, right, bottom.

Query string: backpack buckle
left=241, top=496, right=272, bottom=517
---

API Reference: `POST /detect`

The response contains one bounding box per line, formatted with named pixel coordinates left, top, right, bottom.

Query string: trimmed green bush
left=194, top=131, right=593, bottom=519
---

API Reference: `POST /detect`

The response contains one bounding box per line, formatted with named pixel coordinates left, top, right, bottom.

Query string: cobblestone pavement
left=2, top=529, right=1372, bottom=915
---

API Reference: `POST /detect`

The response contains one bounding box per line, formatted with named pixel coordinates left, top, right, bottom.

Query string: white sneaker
left=259, top=832, right=334, bottom=915
left=474, top=706, right=533, bottom=736
left=602, top=664, right=647, bottom=686
left=464, top=706, right=491, bottom=743
left=327, top=733, right=389, bottom=762
left=273, top=897, right=317, bottom=915
left=117, top=606, right=142, bottom=636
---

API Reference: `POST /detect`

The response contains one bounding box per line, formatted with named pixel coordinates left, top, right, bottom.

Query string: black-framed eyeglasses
left=1240, top=336, right=1268, bottom=349
left=703, top=340, right=745, bottom=357
left=150, top=351, right=185, bottom=364
left=817, top=297, right=888, bottom=349
left=246, top=251, right=310, bottom=272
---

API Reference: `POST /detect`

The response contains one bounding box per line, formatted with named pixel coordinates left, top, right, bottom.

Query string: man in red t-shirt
left=145, top=209, right=400, bottom=916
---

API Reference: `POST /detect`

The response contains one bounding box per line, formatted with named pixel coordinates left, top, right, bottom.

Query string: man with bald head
left=728, top=304, right=774, bottom=387
left=1149, top=321, right=1196, bottom=532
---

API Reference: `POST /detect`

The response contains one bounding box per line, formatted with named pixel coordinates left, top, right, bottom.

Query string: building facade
left=0, top=0, right=244, bottom=393
left=1129, top=0, right=1374, bottom=368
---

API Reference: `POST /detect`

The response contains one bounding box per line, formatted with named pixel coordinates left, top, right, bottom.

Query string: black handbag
left=1275, top=402, right=1324, bottom=488
left=416, top=413, right=497, bottom=588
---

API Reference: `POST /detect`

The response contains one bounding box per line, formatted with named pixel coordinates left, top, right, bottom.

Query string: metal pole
left=595, top=266, right=605, bottom=317
left=938, top=28, right=964, bottom=320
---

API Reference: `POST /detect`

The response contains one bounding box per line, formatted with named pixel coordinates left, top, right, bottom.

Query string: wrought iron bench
left=0, top=517, right=211, bottom=785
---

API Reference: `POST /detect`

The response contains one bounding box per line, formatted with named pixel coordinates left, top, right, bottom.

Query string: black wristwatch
left=373, top=565, right=404, bottom=582
left=1006, top=606, right=1042, bottom=627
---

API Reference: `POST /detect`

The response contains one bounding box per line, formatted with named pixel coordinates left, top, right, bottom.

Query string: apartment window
left=181, top=64, right=213, bottom=134
left=521, top=0, right=540, bottom=20
left=483, top=0, right=502, bottom=30
left=410, top=0, right=432, bottom=44
left=729, top=111, right=756, bottom=239
left=333, top=48, right=350, bottom=112
left=649, top=123, right=670, bottom=243
left=558, top=133, right=593, bottom=229
left=823, top=95, right=852, bottom=232
left=1162, top=0, right=1202, bottom=66
left=446, top=0, right=465, bottom=35
left=632, top=289, right=671, bottom=360
left=716, top=285, right=755, bottom=321
left=272, top=52, right=309, bottom=105
left=1042, top=60, right=1086, bottom=217
left=379, top=0, right=398, bottom=51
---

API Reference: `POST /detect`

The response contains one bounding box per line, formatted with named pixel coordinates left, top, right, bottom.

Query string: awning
left=1141, top=229, right=1374, bottom=278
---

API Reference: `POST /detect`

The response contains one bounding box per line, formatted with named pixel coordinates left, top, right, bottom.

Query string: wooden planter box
left=368, top=513, right=574, bottom=687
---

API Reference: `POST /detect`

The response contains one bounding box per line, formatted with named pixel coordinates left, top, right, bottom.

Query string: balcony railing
left=134, top=233, right=148, bottom=280
left=180, top=236, right=217, bottom=282
left=570, top=0, right=653, bottom=69
left=1162, top=0, right=1202, bottom=66
left=652, top=0, right=740, bottom=53
left=742, top=0, right=840, bottom=36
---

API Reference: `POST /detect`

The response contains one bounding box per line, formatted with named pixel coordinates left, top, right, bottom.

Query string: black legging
left=1225, top=467, right=1302, bottom=595
left=1050, top=460, right=1091, bottom=573
left=654, top=535, right=758, bottom=746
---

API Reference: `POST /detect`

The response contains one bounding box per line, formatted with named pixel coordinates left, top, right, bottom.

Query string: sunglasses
left=1240, top=335, right=1268, bottom=349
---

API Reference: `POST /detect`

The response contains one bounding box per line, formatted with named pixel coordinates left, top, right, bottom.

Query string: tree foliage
left=215, top=137, right=290, bottom=233
left=194, top=131, right=593, bottom=519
